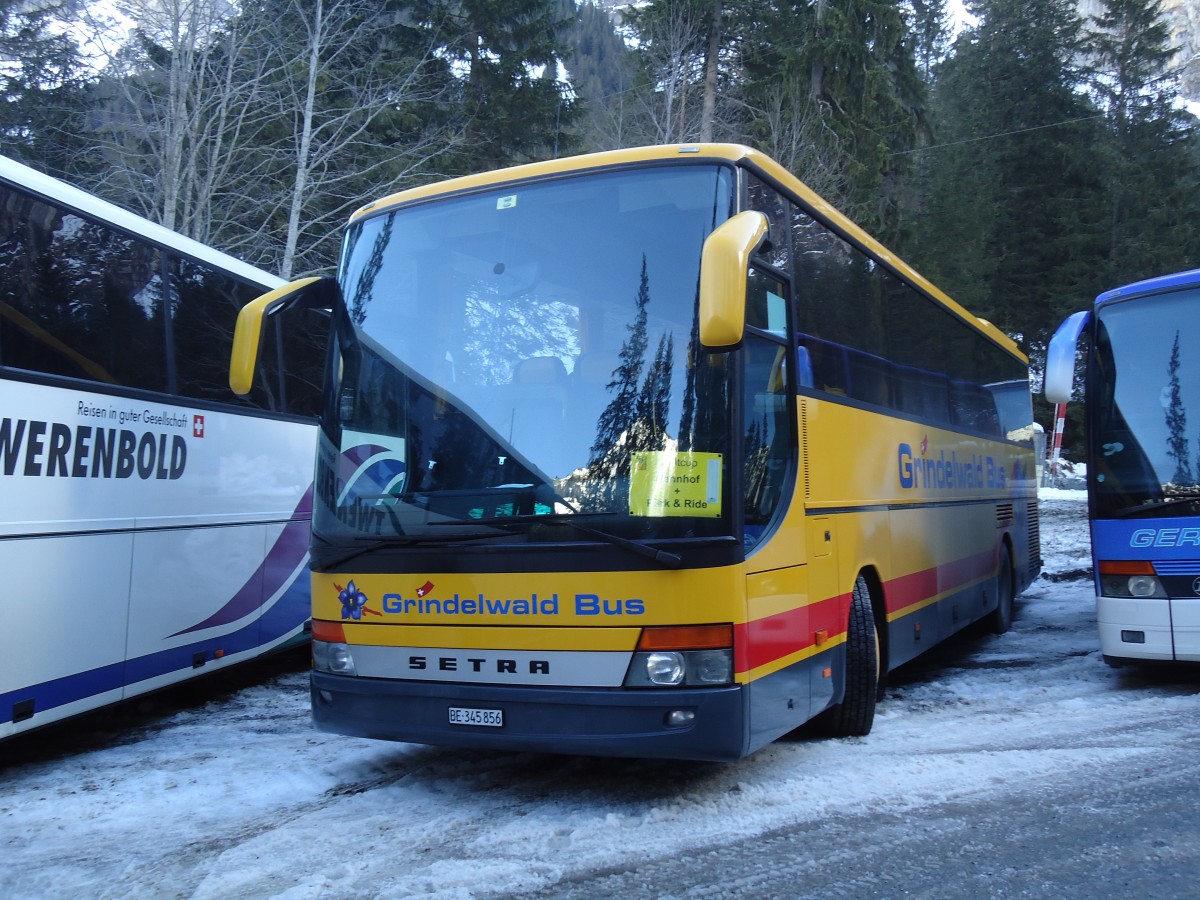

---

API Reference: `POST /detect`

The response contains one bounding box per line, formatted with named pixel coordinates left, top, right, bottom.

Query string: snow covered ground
left=3, top=489, right=1199, bottom=899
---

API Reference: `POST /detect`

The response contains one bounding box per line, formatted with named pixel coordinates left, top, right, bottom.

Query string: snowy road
left=3, top=491, right=1199, bottom=899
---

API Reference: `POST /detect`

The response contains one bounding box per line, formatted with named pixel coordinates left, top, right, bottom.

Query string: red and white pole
left=1048, top=403, right=1066, bottom=481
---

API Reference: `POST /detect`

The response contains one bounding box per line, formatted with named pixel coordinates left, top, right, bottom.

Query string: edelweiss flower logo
left=335, top=580, right=380, bottom=620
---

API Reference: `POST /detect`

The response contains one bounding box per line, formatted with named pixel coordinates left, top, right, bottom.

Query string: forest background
left=1, top=0, right=1197, bottom=454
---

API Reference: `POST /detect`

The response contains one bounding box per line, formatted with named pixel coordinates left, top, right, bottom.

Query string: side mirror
left=230, top=275, right=337, bottom=397
left=698, top=211, right=769, bottom=348
left=1044, top=309, right=1089, bottom=405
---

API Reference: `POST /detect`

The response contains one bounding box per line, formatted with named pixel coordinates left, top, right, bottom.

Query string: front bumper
left=311, top=671, right=749, bottom=761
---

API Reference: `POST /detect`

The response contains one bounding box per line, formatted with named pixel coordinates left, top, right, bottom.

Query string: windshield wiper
left=1111, top=494, right=1200, bottom=518
left=426, top=511, right=684, bottom=568
left=557, top=518, right=684, bottom=568
left=311, top=531, right=510, bottom=570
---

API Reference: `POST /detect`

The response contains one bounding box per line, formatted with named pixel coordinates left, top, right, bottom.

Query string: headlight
left=624, top=648, right=733, bottom=687
left=689, top=648, right=733, bottom=683
left=623, top=624, right=735, bottom=687
left=1127, top=575, right=1163, bottom=597
left=646, top=651, right=685, bottom=685
left=1098, top=561, right=1167, bottom=599
left=313, top=640, right=357, bottom=675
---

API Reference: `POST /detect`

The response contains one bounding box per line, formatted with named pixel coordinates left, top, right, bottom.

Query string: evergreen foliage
left=729, top=0, right=928, bottom=239
left=408, top=0, right=577, bottom=172
left=562, top=1, right=637, bottom=148
left=0, top=0, right=91, bottom=178
left=909, top=0, right=953, bottom=80
left=1165, top=330, right=1194, bottom=485
left=914, top=0, right=1109, bottom=355
left=1085, top=0, right=1200, bottom=285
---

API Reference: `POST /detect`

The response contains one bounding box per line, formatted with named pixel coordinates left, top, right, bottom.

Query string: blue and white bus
left=0, top=155, right=323, bottom=738
left=1046, top=269, right=1200, bottom=666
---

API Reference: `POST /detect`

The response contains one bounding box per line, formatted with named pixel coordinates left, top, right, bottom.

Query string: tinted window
left=788, top=202, right=1027, bottom=436
left=748, top=174, right=791, bottom=273
left=743, top=269, right=792, bottom=549
left=0, top=189, right=167, bottom=391
left=277, top=308, right=326, bottom=418
left=174, top=257, right=275, bottom=406
left=0, top=180, right=321, bottom=418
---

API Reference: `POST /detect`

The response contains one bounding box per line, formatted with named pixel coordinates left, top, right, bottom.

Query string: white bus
left=0, top=156, right=323, bottom=738
left=1046, top=269, right=1200, bottom=665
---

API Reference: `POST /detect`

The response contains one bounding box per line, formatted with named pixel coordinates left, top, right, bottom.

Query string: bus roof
left=1096, top=268, right=1200, bottom=307
left=351, top=144, right=1025, bottom=364
left=0, top=154, right=284, bottom=290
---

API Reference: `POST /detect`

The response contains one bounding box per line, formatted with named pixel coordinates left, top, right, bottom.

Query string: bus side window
left=743, top=336, right=790, bottom=544
left=743, top=267, right=792, bottom=550
left=0, top=188, right=167, bottom=391
left=154, top=251, right=323, bottom=417
left=795, top=345, right=813, bottom=388
left=747, top=174, right=792, bottom=274
left=174, top=258, right=284, bottom=411
left=278, top=308, right=327, bottom=418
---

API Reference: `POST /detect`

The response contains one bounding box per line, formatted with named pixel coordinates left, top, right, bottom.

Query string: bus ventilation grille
left=800, top=401, right=810, bottom=500
left=1027, top=501, right=1041, bottom=573
left=996, top=503, right=1014, bottom=528
left=1154, top=560, right=1200, bottom=576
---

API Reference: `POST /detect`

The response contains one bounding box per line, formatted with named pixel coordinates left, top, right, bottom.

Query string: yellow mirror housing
left=698, top=211, right=769, bottom=348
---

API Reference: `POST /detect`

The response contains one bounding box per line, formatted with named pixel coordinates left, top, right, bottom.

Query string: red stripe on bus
left=735, top=593, right=847, bottom=672
left=735, top=547, right=998, bottom=674
left=882, top=547, right=996, bottom=615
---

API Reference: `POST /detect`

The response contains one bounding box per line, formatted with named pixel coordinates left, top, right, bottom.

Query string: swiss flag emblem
left=193, top=415, right=205, bottom=438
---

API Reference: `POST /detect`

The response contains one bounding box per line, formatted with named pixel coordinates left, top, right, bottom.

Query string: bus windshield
left=315, top=164, right=737, bottom=546
left=1092, top=287, right=1200, bottom=518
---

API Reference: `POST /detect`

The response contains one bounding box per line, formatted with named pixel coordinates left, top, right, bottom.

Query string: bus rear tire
left=820, top=574, right=878, bottom=737
left=987, top=543, right=1015, bottom=635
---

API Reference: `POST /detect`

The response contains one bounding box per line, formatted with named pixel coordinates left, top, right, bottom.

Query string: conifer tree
left=562, top=0, right=637, bottom=150
left=909, top=0, right=953, bottom=81
left=735, top=0, right=926, bottom=240
left=1165, top=330, right=1193, bottom=485
left=590, top=254, right=651, bottom=474
left=0, top=1, right=90, bottom=178
left=634, top=333, right=674, bottom=450
left=409, top=0, right=576, bottom=173
left=913, top=0, right=1108, bottom=356
left=1085, top=0, right=1200, bottom=285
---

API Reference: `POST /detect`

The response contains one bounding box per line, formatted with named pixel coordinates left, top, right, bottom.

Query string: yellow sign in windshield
left=629, top=450, right=723, bottom=517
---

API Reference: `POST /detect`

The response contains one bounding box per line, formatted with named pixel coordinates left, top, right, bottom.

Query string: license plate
left=448, top=707, right=503, bottom=727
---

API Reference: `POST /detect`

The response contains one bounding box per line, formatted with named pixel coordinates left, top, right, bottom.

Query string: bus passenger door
left=807, top=516, right=839, bottom=712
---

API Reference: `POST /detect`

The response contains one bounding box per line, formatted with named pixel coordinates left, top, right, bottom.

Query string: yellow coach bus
left=231, top=145, right=1040, bottom=761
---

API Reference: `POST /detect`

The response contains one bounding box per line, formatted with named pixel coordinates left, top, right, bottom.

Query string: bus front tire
left=987, top=544, right=1015, bottom=635
left=820, top=574, right=878, bottom=738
